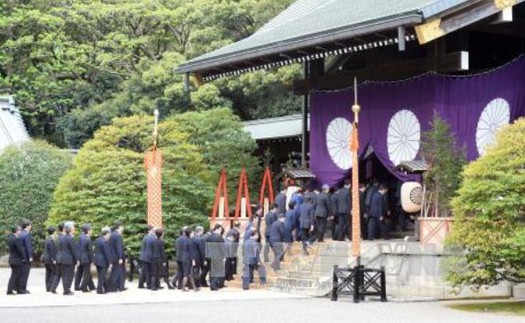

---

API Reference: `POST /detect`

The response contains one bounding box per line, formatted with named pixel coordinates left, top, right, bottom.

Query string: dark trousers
left=50, top=264, right=62, bottom=293
left=44, top=263, right=58, bottom=292
left=337, top=213, right=352, bottom=241
left=315, top=217, right=327, bottom=242
left=96, top=266, right=108, bottom=293
left=19, top=262, right=30, bottom=292
left=263, top=237, right=271, bottom=262
left=61, top=264, right=75, bottom=294
left=209, top=259, right=225, bottom=290
left=225, top=257, right=237, bottom=281
left=151, top=261, right=163, bottom=290
left=199, top=259, right=210, bottom=287
left=80, top=263, right=95, bottom=291
left=368, top=217, right=381, bottom=240
left=330, top=216, right=338, bottom=240
left=242, top=264, right=256, bottom=289
left=271, top=242, right=284, bottom=270
left=7, top=264, right=22, bottom=293
left=109, top=263, right=125, bottom=291
left=192, top=263, right=203, bottom=288
left=139, top=261, right=152, bottom=288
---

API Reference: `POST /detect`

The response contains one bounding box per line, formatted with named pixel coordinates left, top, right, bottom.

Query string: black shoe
left=118, top=287, right=128, bottom=292
left=97, top=291, right=106, bottom=294
left=18, top=290, right=30, bottom=294
left=63, top=291, right=74, bottom=295
left=74, top=288, right=81, bottom=291
left=82, top=289, right=91, bottom=293
left=138, top=285, right=144, bottom=289
left=158, top=286, right=164, bottom=290
left=6, top=291, right=15, bottom=295
left=50, top=290, right=57, bottom=294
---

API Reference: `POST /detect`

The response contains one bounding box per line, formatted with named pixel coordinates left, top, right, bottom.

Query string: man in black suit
left=368, top=184, right=388, bottom=240
left=263, top=204, right=278, bottom=262
left=269, top=213, right=286, bottom=270
left=242, top=230, right=260, bottom=290
left=94, top=227, right=112, bottom=294
left=299, top=196, right=315, bottom=254
left=207, top=224, right=226, bottom=291
left=274, top=188, right=287, bottom=217
left=43, top=226, right=58, bottom=292
left=19, top=219, right=33, bottom=294
left=191, top=226, right=206, bottom=289
left=151, top=228, right=166, bottom=291
left=225, top=221, right=240, bottom=281
left=313, top=185, right=332, bottom=242
left=56, top=221, right=80, bottom=295
left=108, top=221, right=126, bottom=292
left=138, top=225, right=155, bottom=289
left=75, top=224, right=95, bottom=292
left=7, top=225, right=25, bottom=295
left=175, top=226, right=193, bottom=291
left=49, top=222, right=65, bottom=293
left=199, top=229, right=212, bottom=288
left=337, top=179, right=352, bottom=241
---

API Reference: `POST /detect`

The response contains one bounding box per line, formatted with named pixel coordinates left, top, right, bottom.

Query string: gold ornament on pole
left=350, top=78, right=361, bottom=261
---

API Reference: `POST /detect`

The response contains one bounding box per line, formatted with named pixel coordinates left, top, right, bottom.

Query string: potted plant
left=419, top=113, right=466, bottom=244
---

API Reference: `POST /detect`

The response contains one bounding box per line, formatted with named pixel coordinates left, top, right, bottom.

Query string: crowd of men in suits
left=7, top=220, right=126, bottom=295
left=5, top=179, right=398, bottom=295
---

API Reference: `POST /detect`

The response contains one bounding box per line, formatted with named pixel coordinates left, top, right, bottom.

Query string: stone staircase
left=263, top=241, right=382, bottom=296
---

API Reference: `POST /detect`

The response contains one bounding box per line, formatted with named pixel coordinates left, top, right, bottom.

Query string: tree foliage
left=446, top=118, right=525, bottom=288
left=420, top=113, right=466, bottom=217
left=0, top=140, right=72, bottom=257
left=48, top=108, right=258, bottom=257
left=0, top=0, right=299, bottom=148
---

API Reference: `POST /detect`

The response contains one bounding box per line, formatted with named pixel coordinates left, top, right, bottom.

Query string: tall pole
left=351, top=78, right=361, bottom=265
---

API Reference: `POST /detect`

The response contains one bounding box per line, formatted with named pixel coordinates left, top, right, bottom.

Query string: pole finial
left=153, top=109, right=159, bottom=149
left=352, top=77, right=361, bottom=124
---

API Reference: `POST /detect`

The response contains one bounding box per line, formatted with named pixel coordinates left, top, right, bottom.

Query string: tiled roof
left=178, top=0, right=470, bottom=74
left=0, top=96, right=30, bottom=151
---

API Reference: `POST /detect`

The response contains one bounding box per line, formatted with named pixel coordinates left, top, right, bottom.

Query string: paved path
left=0, top=268, right=523, bottom=323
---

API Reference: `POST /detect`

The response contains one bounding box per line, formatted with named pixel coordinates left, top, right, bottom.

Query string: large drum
left=401, top=182, right=423, bottom=213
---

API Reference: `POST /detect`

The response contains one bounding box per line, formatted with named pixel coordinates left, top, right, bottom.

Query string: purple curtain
left=310, top=57, right=525, bottom=186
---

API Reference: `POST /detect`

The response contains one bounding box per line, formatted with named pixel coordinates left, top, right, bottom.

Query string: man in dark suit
left=207, top=224, right=225, bottom=291
left=263, top=204, right=278, bottom=262
left=7, top=225, right=25, bottom=295
left=242, top=231, right=260, bottom=290
left=108, top=221, right=126, bottom=292
left=299, top=196, right=315, bottom=254
left=56, top=221, right=80, bottom=295
left=19, top=219, right=33, bottom=294
left=313, top=185, right=332, bottom=242
left=43, top=226, right=58, bottom=292
left=199, top=229, right=212, bottom=288
left=191, top=226, right=206, bottom=289
left=275, top=188, right=287, bottom=215
left=75, top=224, right=95, bottom=292
left=329, top=187, right=339, bottom=240
left=175, top=227, right=193, bottom=291
left=49, top=222, right=65, bottom=293
left=151, top=228, right=166, bottom=291
left=368, top=184, right=388, bottom=240
left=94, top=227, right=112, bottom=294
left=138, top=225, right=155, bottom=289
left=269, top=213, right=286, bottom=270
left=225, top=221, right=241, bottom=281
left=337, top=179, right=352, bottom=241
